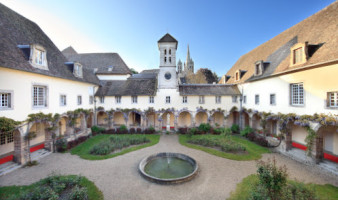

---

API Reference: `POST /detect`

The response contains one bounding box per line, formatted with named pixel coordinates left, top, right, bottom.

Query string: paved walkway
left=0, top=135, right=337, bottom=200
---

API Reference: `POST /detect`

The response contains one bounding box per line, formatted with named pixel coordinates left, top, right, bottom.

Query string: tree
left=130, top=68, right=139, bottom=74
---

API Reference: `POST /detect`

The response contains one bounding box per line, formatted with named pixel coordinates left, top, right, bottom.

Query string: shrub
left=136, top=128, right=142, bottom=133
left=145, top=126, right=155, bottom=134
left=198, top=123, right=211, bottom=133
left=102, top=129, right=116, bottom=134
left=91, top=126, right=105, bottom=134
left=55, top=138, right=67, bottom=152
left=90, top=141, right=113, bottom=155
left=247, top=132, right=256, bottom=141
left=188, top=127, right=197, bottom=137
left=77, top=136, right=88, bottom=143
left=70, top=185, right=88, bottom=200
left=231, top=124, right=240, bottom=134
left=179, top=127, right=188, bottom=134
left=282, top=182, right=318, bottom=200
left=119, top=125, right=128, bottom=134
left=255, top=136, right=268, bottom=147
left=240, top=126, right=254, bottom=137
left=129, top=128, right=136, bottom=134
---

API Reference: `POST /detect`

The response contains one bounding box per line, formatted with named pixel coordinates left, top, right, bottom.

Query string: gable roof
left=62, top=51, right=132, bottom=75
left=96, top=79, right=157, bottom=96
left=222, top=1, right=338, bottom=84
left=0, top=3, right=100, bottom=85
left=158, top=33, right=178, bottom=43
left=179, top=84, right=240, bottom=96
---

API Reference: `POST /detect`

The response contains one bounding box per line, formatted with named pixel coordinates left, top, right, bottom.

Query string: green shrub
left=55, top=138, right=67, bottom=152
left=240, top=126, right=254, bottom=137
left=91, top=126, right=105, bottom=134
left=198, top=123, right=211, bottom=133
left=188, top=128, right=197, bottom=137
left=282, top=182, right=318, bottom=200
left=119, top=125, right=128, bottom=133
left=90, top=141, right=113, bottom=155
left=231, top=124, right=240, bottom=134
left=70, top=185, right=88, bottom=200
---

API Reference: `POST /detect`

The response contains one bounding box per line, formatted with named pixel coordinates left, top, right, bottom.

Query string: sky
left=0, top=0, right=335, bottom=76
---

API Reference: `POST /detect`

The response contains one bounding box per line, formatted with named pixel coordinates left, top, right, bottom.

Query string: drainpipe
left=239, top=85, right=244, bottom=131
left=93, top=86, right=98, bottom=126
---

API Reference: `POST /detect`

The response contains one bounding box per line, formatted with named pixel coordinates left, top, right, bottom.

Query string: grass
left=0, top=175, right=103, bottom=200
left=70, top=134, right=160, bottom=160
left=228, top=174, right=338, bottom=200
left=179, top=134, right=270, bottom=161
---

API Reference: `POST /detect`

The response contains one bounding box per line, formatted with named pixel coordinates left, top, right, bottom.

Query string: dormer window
left=254, top=60, right=264, bottom=76
left=28, top=44, right=48, bottom=70
left=73, top=63, right=83, bottom=78
left=108, top=66, right=114, bottom=71
left=235, top=70, right=247, bottom=81
left=290, top=43, right=308, bottom=66
left=235, top=71, right=240, bottom=81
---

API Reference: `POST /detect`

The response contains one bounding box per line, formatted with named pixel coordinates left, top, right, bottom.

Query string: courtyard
left=0, top=134, right=336, bottom=200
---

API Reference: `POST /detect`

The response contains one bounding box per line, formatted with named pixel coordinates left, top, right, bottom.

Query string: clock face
left=165, top=72, right=171, bottom=80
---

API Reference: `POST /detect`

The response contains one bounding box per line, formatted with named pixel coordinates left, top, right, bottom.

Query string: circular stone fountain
left=139, top=152, right=198, bottom=184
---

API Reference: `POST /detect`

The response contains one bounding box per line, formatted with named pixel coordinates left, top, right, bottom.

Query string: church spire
left=186, top=44, right=190, bottom=63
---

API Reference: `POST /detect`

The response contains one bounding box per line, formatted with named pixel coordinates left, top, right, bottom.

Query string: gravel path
left=0, top=134, right=337, bottom=200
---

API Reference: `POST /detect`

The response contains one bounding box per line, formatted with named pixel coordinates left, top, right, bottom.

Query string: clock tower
left=157, top=33, right=178, bottom=89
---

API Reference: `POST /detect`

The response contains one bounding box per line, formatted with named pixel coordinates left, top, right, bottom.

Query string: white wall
left=0, top=67, right=97, bottom=121
left=240, top=64, right=338, bottom=115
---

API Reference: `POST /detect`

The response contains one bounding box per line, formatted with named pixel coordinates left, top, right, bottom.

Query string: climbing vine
left=305, top=127, right=316, bottom=156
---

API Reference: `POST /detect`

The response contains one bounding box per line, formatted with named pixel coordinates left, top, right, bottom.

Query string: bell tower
left=157, top=33, right=178, bottom=89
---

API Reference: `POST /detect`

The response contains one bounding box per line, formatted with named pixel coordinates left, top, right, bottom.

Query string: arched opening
left=266, top=119, right=278, bottom=137
left=97, top=111, right=108, bottom=127
left=195, top=112, right=208, bottom=127
left=59, top=116, right=68, bottom=136
left=164, top=49, right=167, bottom=55
left=211, top=112, right=224, bottom=127
left=243, top=112, right=250, bottom=127
left=291, top=124, right=308, bottom=151
left=113, top=112, right=125, bottom=126
left=162, top=111, right=174, bottom=129
left=226, top=111, right=239, bottom=127
left=28, top=122, right=47, bottom=153
left=178, top=111, right=192, bottom=127
left=87, top=112, right=93, bottom=128
left=0, top=129, right=16, bottom=164
left=75, top=113, right=86, bottom=134
left=128, top=112, right=141, bottom=127
left=317, top=125, right=338, bottom=163
left=252, top=114, right=261, bottom=130
left=146, top=112, right=158, bottom=128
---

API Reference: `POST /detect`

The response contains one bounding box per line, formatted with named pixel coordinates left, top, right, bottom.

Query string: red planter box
left=0, top=155, right=13, bottom=165
left=30, top=143, right=45, bottom=153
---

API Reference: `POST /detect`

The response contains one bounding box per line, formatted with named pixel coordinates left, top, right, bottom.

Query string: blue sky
left=1, top=0, right=335, bottom=76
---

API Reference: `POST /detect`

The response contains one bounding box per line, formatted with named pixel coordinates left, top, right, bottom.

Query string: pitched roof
left=96, top=79, right=157, bottom=96
left=158, top=33, right=178, bottom=43
left=62, top=51, right=132, bottom=75
left=179, top=84, right=240, bottom=96
left=0, top=3, right=100, bottom=85
left=223, top=1, right=338, bottom=84
left=62, top=46, right=77, bottom=56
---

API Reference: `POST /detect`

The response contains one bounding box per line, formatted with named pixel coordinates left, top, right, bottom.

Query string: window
left=235, top=72, right=239, bottom=81
left=255, top=64, right=260, bottom=75
left=164, top=57, right=167, bottom=63
left=216, top=96, right=221, bottom=104
left=77, top=95, right=82, bottom=105
left=232, top=96, right=237, bottom=103
left=149, top=96, right=154, bottom=104
left=60, top=95, right=66, bottom=106
left=0, top=92, right=11, bottom=109
left=243, top=95, right=247, bottom=104
left=164, top=49, right=167, bottom=55
left=182, top=96, right=188, bottom=104
left=33, top=85, right=47, bottom=107
left=0, top=132, right=13, bottom=145
left=255, top=94, right=260, bottom=105
left=115, top=96, right=121, bottom=104
left=327, top=92, right=338, bottom=108
left=169, top=49, right=171, bottom=55
left=132, top=96, right=138, bottom=104
left=89, top=96, right=94, bottom=105
left=74, top=63, right=83, bottom=78
left=7, top=132, right=13, bottom=143
left=35, top=49, right=45, bottom=65
left=199, top=96, right=205, bottom=104
left=293, top=47, right=303, bottom=65
left=100, top=96, right=105, bottom=104
left=169, top=57, right=171, bottom=63
left=270, top=94, right=276, bottom=105
left=291, top=83, right=304, bottom=106
left=0, top=133, right=5, bottom=145
left=166, top=96, right=171, bottom=104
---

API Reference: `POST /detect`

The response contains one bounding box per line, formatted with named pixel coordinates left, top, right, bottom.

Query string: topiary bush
left=240, top=126, right=254, bottom=137
left=231, top=124, right=240, bottom=134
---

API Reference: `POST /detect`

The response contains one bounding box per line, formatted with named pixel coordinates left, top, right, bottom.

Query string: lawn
left=179, top=134, right=270, bottom=161
left=71, top=134, right=160, bottom=160
left=228, top=174, right=338, bottom=200
left=0, top=175, right=103, bottom=200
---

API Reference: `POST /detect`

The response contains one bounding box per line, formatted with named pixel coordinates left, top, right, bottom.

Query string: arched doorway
left=113, top=112, right=125, bottom=127
left=162, top=111, right=174, bottom=129
left=97, top=111, right=108, bottom=127
left=28, top=122, right=47, bottom=153
left=58, top=116, right=68, bottom=136
left=195, top=112, right=208, bottom=127
left=211, top=112, right=224, bottom=127
left=146, top=112, right=158, bottom=128
left=87, top=112, right=94, bottom=128
left=252, top=114, right=261, bottom=130
left=178, top=111, right=192, bottom=127
left=317, top=125, right=338, bottom=163
left=128, top=112, right=141, bottom=127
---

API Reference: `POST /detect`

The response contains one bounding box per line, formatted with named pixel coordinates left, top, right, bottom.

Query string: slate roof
left=158, top=33, right=178, bottom=43
left=96, top=79, right=157, bottom=96
left=179, top=84, right=240, bottom=96
left=0, top=3, right=100, bottom=85
left=62, top=51, right=132, bottom=75
left=222, top=1, right=338, bottom=84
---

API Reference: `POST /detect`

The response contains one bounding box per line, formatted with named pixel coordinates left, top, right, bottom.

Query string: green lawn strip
left=70, top=134, right=160, bottom=160
left=228, top=174, right=338, bottom=200
left=0, top=175, right=103, bottom=200
left=179, top=135, right=270, bottom=161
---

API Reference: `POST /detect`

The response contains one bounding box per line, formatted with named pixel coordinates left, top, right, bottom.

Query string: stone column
left=13, top=129, right=26, bottom=164
left=174, top=115, right=178, bottom=131
left=44, top=129, right=53, bottom=152
left=285, top=129, right=292, bottom=151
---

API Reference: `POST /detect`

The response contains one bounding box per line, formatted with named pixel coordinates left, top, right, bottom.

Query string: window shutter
left=326, top=92, right=330, bottom=107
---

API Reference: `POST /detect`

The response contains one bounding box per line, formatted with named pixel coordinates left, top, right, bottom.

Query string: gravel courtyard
left=0, top=134, right=337, bottom=200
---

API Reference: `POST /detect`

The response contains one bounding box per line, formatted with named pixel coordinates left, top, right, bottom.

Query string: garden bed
left=179, top=135, right=270, bottom=161
left=70, top=134, right=160, bottom=160
left=0, top=175, right=103, bottom=200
